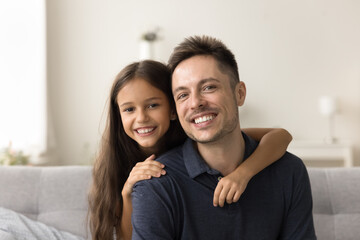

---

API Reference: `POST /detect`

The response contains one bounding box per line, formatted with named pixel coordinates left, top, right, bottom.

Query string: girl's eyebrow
left=119, top=97, right=163, bottom=108
left=119, top=102, right=132, bottom=108
left=144, top=97, right=163, bottom=102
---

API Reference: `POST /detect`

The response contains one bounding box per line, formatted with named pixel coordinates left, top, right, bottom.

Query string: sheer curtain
left=0, top=0, right=47, bottom=164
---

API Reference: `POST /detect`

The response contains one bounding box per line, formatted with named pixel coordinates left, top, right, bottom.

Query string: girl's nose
left=136, top=109, right=149, bottom=122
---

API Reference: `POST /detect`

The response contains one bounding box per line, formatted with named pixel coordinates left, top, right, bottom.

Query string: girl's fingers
left=213, top=184, right=223, bottom=207
left=123, top=174, right=152, bottom=195
left=149, top=154, right=156, bottom=159
left=144, top=154, right=156, bottom=161
left=226, top=188, right=236, bottom=204
left=126, top=170, right=166, bottom=191
left=133, top=164, right=165, bottom=175
left=214, top=180, right=240, bottom=207
left=124, top=156, right=166, bottom=196
left=130, top=168, right=166, bottom=179
left=136, top=159, right=165, bottom=170
left=123, top=157, right=166, bottom=197
left=218, top=186, right=230, bottom=207
left=127, top=174, right=151, bottom=185
left=233, top=191, right=241, bottom=203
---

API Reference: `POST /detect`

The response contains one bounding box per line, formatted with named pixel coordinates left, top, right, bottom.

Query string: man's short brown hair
left=168, top=35, right=240, bottom=88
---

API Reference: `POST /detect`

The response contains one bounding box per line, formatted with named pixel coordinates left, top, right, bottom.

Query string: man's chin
left=188, top=133, right=220, bottom=144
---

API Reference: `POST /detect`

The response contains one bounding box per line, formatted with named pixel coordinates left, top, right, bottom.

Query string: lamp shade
left=318, top=96, right=337, bottom=116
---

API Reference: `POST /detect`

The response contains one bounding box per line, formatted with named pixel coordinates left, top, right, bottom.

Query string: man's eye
left=204, top=85, right=216, bottom=91
left=177, top=93, right=188, bottom=100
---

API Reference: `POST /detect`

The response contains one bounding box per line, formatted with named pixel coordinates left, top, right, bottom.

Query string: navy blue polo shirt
left=131, top=134, right=316, bottom=240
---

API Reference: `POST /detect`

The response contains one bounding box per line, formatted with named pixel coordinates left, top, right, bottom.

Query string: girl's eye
left=148, top=103, right=159, bottom=109
left=123, top=107, right=134, bottom=113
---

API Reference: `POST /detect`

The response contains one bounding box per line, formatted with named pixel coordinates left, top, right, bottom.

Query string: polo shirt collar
left=183, top=138, right=213, bottom=178
left=182, top=133, right=258, bottom=179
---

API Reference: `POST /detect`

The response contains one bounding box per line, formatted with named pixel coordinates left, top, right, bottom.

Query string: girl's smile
left=134, top=126, right=156, bottom=135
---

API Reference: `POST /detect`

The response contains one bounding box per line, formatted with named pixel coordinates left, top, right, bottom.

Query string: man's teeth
left=137, top=128, right=154, bottom=134
left=194, top=115, right=214, bottom=124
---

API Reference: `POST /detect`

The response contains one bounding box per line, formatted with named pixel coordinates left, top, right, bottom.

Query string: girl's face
left=117, top=78, right=174, bottom=155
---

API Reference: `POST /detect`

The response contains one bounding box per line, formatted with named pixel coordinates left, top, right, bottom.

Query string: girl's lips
left=134, top=127, right=156, bottom=135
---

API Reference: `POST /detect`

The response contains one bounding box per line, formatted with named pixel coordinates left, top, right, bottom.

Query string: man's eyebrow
left=173, top=86, right=188, bottom=95
left=173, top=78, right=220, bottom=94
left=198, top=78, right=220, bottom=85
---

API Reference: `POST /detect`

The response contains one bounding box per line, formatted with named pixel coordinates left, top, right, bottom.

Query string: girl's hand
left=122, top=154, right=166, bottom=197
left=213, top=169, right=251, bottom=207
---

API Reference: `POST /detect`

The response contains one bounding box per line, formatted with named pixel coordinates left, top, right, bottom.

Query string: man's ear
left=170, top=110, right=177, bottom=121
left=235, top=81, right=246, bottom=106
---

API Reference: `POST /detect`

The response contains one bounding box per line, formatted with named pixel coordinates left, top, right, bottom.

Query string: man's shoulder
left=154, top=145, right=190, bottom=175
left=157, top=145, right=184, bottom=165
left=268, top=151, right=310, bottom=181
left=278, top=151, right=306, bottom=168
left=133, top=145, right=187, bottom=190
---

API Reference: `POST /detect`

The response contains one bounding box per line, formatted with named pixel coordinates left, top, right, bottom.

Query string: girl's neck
left=140, top=138, right=167, bottom=157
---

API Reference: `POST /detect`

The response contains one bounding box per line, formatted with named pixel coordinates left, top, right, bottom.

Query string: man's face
left=172, top=55, right=246, bottom=144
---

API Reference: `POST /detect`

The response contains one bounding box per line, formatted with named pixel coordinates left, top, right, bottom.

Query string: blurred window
left=0, top=0, right=46, bottom=158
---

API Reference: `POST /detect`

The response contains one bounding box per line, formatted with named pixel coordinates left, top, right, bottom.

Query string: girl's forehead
left=117, top=78, right=168, bottom=104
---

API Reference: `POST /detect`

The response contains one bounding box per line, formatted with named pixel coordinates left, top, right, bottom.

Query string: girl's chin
left=139, top=143, right=158, bottom=154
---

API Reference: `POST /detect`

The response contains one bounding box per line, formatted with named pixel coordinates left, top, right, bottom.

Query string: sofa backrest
left=308, top=167, right=360, bottom=240
left=0, top=166, right=92, bottom=238
left=1, top=166, right=360, bottom=240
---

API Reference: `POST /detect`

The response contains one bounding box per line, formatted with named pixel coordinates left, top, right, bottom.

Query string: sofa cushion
left=0, top=166, right=92, bottom=238
left=308, top=167, right=360, bottom=240
left=0, top=207, right=83, bottom=240
left=0, top=166, right=42, bottom=219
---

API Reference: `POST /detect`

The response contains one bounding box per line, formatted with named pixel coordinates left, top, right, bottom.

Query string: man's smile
left=193, top=114, right=216, bottom=124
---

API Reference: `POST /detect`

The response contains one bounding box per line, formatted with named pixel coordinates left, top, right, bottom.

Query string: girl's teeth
left=194, top=115, right=214, bottom=124
left=137, top=128, right=154, bottom=134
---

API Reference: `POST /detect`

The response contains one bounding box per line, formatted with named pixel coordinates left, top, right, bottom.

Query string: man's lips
left=191, top=113, right=217, bottom=124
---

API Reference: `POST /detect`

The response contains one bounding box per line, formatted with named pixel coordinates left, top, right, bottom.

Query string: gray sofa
left=308, top=167, right=360, bottom=240
left=0, top=166, right=92, bottom=239
left=0, top=166, right=359, bottom=240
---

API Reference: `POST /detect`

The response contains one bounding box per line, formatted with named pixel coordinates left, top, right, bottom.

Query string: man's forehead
left=172, top=56, right=222, bottom=80
left=171, top=58, right=230, bottom=89
left=174, top=55, right=216, bottom=71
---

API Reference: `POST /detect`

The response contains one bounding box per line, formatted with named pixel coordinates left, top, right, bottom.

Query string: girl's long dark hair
left=88, top=60, right=186, bottom=239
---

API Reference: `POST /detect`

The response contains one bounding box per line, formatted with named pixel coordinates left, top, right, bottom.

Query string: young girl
left=88, top=60, right=292, bottom=240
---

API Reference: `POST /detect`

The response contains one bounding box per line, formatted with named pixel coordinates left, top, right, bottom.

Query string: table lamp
left=318, top=96, right=338, bottom=144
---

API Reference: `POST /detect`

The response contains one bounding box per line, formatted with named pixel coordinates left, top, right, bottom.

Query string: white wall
left=46, top=0, right=360, bottom=165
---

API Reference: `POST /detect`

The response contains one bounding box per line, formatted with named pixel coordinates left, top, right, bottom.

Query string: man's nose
left=189, top=92, right=205, bottom=109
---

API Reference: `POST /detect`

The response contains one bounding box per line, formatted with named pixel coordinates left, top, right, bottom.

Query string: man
left=131, top=35, right=316, bottom=239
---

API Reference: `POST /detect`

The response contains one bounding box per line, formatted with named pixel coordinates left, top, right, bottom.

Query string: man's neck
left=196, top=128, right=245, bottom=176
